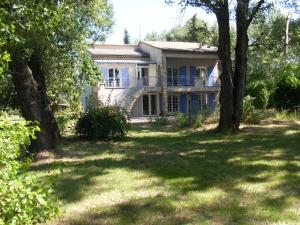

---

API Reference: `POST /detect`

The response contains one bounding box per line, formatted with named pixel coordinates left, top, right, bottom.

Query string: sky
left=105, top=0, right=217, bottom=44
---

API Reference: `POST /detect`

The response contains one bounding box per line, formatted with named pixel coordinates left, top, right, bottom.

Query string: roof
left=88, top=44, right=149, bottom=58
left=94, top=59, right=156, bottom=64
left=141, top=41, right=218, bottom=53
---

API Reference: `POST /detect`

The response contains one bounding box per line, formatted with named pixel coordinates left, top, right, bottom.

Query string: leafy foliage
left=273, top=73, right=300, bottom=110
left=144, top=14, right=218, bottom=45
left=246, top=81, right=270, bottom=109
left=176, top=112, right=191, bottom=128
left=0, top=118, right=59, bottom=225
left=123, top=29, right=130, bottom=44
left=76, top=106, right=129, bottom=140
left=1, top=0, right=113, bottom=111
left=55, top=108, right=80, bottom=136
left=242, top=95, right=262, bottom=124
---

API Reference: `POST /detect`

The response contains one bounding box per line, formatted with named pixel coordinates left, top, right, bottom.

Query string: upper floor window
left=196, top=67, right=207, bottom=85
left=137, top=66, right=149, bottom=86
left=106, top=68, right=120, bottom=88
left=167, top=68, right=178, bottom=86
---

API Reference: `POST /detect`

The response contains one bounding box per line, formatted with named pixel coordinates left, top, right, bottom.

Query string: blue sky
left=105, top=0, right=216, bottom=44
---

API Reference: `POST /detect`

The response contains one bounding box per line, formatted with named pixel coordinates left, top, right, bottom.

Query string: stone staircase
left=120, top=85, right=145, bottom=114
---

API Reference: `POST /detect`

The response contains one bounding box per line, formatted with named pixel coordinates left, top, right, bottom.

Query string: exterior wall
left=138, top=42, right=163, bottom=63
left=131, top=95, right=143, bottom=117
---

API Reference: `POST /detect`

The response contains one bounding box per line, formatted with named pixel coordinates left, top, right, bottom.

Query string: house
left=83, top=41, right=220, bottom=117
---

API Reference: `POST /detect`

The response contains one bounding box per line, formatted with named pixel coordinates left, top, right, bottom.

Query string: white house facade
left=83, top=41, right=221, bottom=117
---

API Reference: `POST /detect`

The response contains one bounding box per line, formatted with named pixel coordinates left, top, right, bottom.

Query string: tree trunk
left=233, top=0, right=250, bottom=130
left=215, top=2, right=234, bottom=132
left=11, top=50, right=59, bottom=152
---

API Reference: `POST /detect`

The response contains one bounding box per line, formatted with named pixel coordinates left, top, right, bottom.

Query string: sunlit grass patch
left=33, top=123, right=300, bottom=225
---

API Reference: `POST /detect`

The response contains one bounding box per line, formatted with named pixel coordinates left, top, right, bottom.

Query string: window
left=143, top=94, right=157, bottom=116
left=167, top=68, right=178, bottom=86
left=196, top=67, right=207, bottom=85
left=143, top=95, right=150, bottom=115
left=137, top=66, right=149, bottom=86
left=150, top=94, right=157, bottom=115
left=168, top=95, right=178, bottom=112
left=198, top=94, right=208, bottom=111
left=107, top=68, right=120, bottom=87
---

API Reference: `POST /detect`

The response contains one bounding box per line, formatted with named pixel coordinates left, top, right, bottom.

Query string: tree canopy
left=0, top=0, right=114, bottom=150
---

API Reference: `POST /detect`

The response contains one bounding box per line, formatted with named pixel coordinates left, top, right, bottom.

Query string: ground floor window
left=198, top=93, right=208, bottom=111
left=168, top=95, right=178, bottom=112
left=143, top=94, right=157, bottom=115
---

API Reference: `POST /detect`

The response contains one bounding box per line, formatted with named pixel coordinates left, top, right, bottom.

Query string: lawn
left=33, top=123, right=300, bottom=225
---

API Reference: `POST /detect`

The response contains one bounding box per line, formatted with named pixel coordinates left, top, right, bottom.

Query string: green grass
left=32, top=123, right=300, bottom=225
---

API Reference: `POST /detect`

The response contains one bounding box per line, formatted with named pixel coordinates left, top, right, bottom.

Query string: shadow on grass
left=34, top=124, right=300, bottom=225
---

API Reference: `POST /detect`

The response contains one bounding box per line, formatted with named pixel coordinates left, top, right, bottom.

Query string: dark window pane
left=143, top=95, right=149, bottom=115
left=151, top=95, right=157, bottom=115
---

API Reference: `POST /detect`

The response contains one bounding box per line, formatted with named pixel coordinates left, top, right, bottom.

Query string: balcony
left=167, top=75, right=220, bottom=87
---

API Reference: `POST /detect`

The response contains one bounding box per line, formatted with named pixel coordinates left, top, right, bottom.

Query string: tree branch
left=247, top=0, right=266, bottom=26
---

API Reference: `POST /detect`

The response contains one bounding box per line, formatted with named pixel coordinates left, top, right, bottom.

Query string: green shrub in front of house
left=176, top=112, right=191, bottom=128
left=55, top=108, right=80, bottom=136
left=242, top=95, right=262, bottom=124
left=0, top=118, right=59, bottom=225
left=75, top=106, right=129, bottom=140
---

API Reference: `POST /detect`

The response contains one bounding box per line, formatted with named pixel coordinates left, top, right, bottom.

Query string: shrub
left=0, top=118, right=59, bottom=225
left=55, top=108, right=79, bottom=136
left=242, top=95, right=262, bottom=124
left=273, top=74, right=300, bottom=110
left=75, top=106, right=129, bottom=140
left=193, top=110, right=211, bottom=128
left=153, top=116, right=168, bottom=126
left=176, top=112, right=191, bottom=128
left=246, top=81, right=270, bottom=109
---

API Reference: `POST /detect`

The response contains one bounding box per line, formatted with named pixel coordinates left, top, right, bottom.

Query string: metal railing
left=102, top=75, right=220, bottom=88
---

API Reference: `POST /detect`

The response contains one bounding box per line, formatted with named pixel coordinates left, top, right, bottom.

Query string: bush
left=273, top=74, right=300, bottom=110
left=246, top=81, right=270, bottom=109
left=55, top=108, right=79, bottom=136
left=75, top=106, right=129, bottom=140
left=192, top=110, right=211, bottom=128
left=0, top=118, right=59, bottom=225
left=176, top=112, right=191, bottom=128
left=242, top=95, right=262, bottom=124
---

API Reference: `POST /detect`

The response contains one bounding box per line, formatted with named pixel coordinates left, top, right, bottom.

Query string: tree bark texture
left=11, top=50, right=59, bottom=152
left=233, top=0, right=250, bottom=130
left=215, top=2, right=235, bottom=132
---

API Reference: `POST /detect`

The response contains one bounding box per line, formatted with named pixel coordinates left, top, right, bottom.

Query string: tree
left=1, top=0, right=113, bottom=151
left=167, top=0, right=286, bottom=131
left=123, top=28, right=130, bottom=44
left=144, top=14, right=218, bottom=45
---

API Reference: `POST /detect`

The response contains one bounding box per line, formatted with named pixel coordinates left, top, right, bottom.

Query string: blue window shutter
left=207, top=66, right=214, bottom=86
left=209, top=93, right=215, bottom=112
left=190, top=66, right=197, bottom=86
left=191, top=93, right=198, bottom=114
left=122, top=67, right=129, bottom=88
left=179, top=66, right=187, bottom=86
left=180, top=94, right=186, bottom=113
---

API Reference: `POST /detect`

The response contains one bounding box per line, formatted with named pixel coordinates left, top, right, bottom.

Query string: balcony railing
left=167, top=75, right=220, bottom=87
left=167, top=78, right=192, bottom=86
